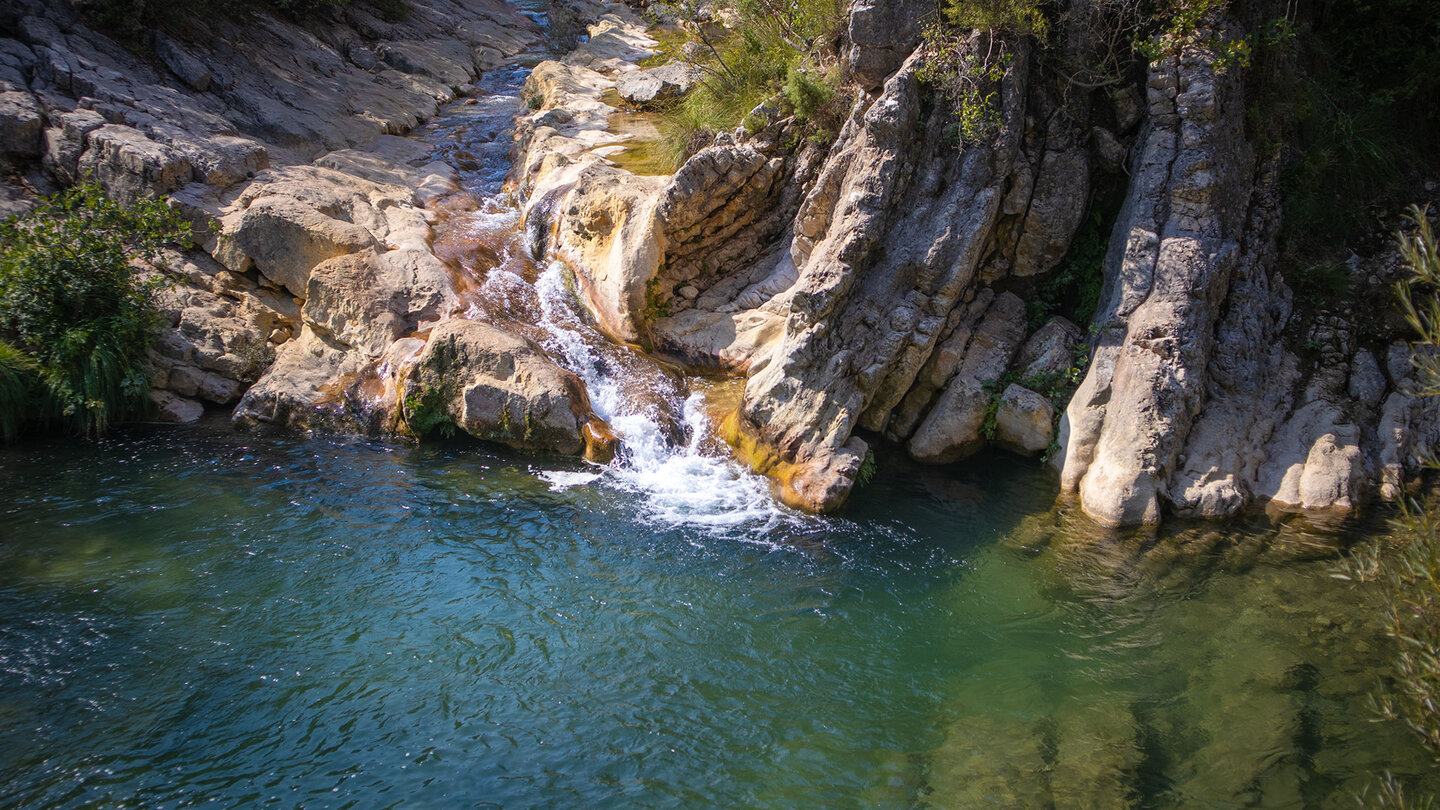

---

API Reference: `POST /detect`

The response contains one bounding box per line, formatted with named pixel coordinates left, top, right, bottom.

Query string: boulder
left=909, top=292, right=1029, bottom=463
left=845, top=0, right=929, bottom=91
left=1256, top=396, right=1368, bottom=511
left=0, top=89, right=42, bottom=158
left=76, top=125, right=192, bottom=204
left=1348, top=349, right=1386, bottom=407
left=149, top=390, right=204, bottom=423
left=302, top=253, right=407, bottom=356
left=1015, top=316, right=1083, bottom=378
left=614, top=62, right=700, bottom=106
left=403, top=319, right=614, bottom=459
left=995, top=384, right=1055, bottom=456
left=41, top=108, right=105, bottom=183
left=216, top=194, right=378, bottom=297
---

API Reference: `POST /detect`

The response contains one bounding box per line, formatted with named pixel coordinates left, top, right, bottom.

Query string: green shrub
left=1243, top=0, right=1440, bottom=270
left=655, top=0, right=844, bottom=165
left=783, top=65, right=835, bottom=122
left=855, top=448, right=877, bottom=487
left=1029, top=208, right=1109, bottom=330
left=0, top=341, right=37, bottom=442
left=941, top=0, right=1048, bottom=38
left=916, top=6, right=1029, bottom=144
left=1340, top=208, right=1440, bottom=789
left=0, top=184, right=190, bottom=438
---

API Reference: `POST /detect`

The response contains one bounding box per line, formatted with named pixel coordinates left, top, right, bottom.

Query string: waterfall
left=529, top=261, right=791, bottom=529
left=415, top=43, right=795, bottom=533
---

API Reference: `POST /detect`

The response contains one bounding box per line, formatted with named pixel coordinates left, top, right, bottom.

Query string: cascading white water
left=528, top=261, right=793, bottom=530
left=415, top=21, right=800, bottom=533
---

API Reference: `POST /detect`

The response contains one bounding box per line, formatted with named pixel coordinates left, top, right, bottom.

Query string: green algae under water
left=1, top=422, right=1437, bottom=808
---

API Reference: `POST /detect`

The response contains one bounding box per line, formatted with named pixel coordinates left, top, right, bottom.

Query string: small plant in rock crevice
left=978, top=339, right=1091, bottom=460
left=855, top=448, right=877, bottom=487
left=643, top=276, right=674, bottom=322
left=1028, top=209, right=1109, bottom=330
left=403, top=385, right=456, bottom=438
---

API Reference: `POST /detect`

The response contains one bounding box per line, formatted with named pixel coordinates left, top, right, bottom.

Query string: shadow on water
left=908, top=473, right=1438, bottom=808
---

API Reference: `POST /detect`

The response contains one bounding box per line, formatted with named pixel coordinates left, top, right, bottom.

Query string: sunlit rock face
left=576, top=0, right=1439, bottom=523
left=3, top=0, right=1435, bottom=524
left=0, top=0, right=546, bottom=432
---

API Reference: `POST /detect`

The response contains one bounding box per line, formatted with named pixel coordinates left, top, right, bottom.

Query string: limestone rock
left=1257, top=395, right=1368, bottom=512
left=845, top=0, right=929, bottom=91
left=1057, top=33, right=1255, bottom=526
left=77, top=125, right=192, bottom=204
left=153, top=34, right=212, bottom=92
left=302, top=252, right=407, bottom=356
left=648, top=307, right=786, bottom=374
left=1010, top=148, right=1090, bottom=278
left=232, top=325, right=362, bottom=431
left=149, top=390, right=204, bottom=423
left=542, top=163, right=667, bottom=343
left=562, top=13, right=655, bottom=72
left=402, top=319, right=606, bottom=457
left=1016, top=316, right=1083, bottom=378
left=216, top=194, right=378, bottom=298
left=5, top=0, right=539, bottom=180
left=995, top=384, right=1055, bottom=456
left=150, top=250, right=297, bottom=384
left=0, top=89, right=42, bottom=158
left=909, top=292, right=1029, bottom=463
left=740, top=43, right=1030, bottom=508
left=1348, top=349, right=1386, bottom=407
left=615, top=62, right=700, bottom=106
left=41, top=109, right=105, bottom=184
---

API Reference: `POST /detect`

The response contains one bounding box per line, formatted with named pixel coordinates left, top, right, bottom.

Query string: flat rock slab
left=615, top=63, right=701, bottom=107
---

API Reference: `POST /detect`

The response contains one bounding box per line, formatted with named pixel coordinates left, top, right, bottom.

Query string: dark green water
left=0, top=423, right=1435, bottom=808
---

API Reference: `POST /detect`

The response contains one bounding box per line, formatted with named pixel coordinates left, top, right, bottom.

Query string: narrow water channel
left=1, top=6, right=1437, bottom=807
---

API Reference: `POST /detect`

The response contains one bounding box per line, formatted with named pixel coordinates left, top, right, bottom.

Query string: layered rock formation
left=512, top=0, right=1437, bottom=523
left=0, top=0, right=619, bottom=460
left=4, top=0, right=1433, bottom=526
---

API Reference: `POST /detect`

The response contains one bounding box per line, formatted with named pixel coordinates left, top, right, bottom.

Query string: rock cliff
left=511, top=0, right=1437, bottom=523
left=4, top=0, right=1434, bottom=527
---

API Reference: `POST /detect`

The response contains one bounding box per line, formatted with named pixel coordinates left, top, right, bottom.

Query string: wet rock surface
left=403, top=319, right=608, bottom=457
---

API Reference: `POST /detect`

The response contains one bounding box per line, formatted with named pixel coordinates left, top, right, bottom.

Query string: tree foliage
left=1340, top=209, right=1440, bottom=801
left=0, top=184, right=191, bottom=439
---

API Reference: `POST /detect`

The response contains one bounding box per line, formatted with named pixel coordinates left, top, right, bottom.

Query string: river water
left=2, top=7, right=1439, bottom=808
left=1, top=429, right=1436, bottom=807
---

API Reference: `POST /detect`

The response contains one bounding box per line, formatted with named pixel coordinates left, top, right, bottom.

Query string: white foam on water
left=529, top=261, right=799, bottom=534
left=537, top=470, right=604, bottom=491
